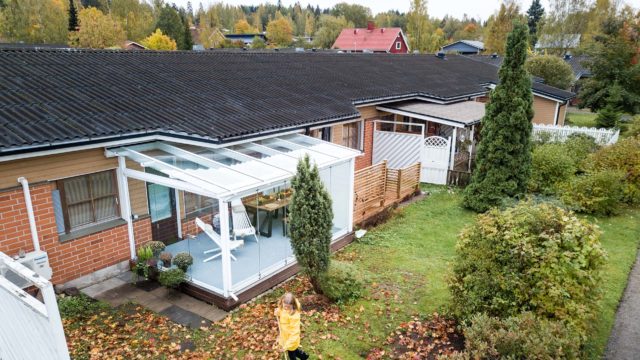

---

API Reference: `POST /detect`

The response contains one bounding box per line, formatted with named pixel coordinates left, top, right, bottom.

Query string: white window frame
left=395, top=41, right=401, bottom=50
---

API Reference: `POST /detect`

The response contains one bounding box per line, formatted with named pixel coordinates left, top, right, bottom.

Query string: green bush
left=560, top=171, right=626, bottom=215
left=563, top=133, right=600, bottom=169
left=447, top=313, right=581, bottom=359
left=584, top=137, right=640, bottom=204
left=529, top=143, right=576, bottom=194
left=58, top=294, right=108, bottom=319
left=624, top=115, right=640, bottom=137
left=173, top=252, right=193, bottom=272
left=448, top=201, right=606, bottom=338
left=158, top=268, right=185, bottom=288
left=136, top=246, right=153, bottom=262
left=318, top=261, right=364, bottom=303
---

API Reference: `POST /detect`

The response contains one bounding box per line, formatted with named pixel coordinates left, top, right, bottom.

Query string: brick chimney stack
left=367, top=21, right=375, bottom=31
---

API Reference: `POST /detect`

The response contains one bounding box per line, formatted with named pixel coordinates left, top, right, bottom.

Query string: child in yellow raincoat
left=275, top=293, right=309, bottom=360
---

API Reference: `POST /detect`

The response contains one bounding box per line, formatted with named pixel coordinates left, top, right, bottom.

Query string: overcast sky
left=168, top=0, right=640, bottom=21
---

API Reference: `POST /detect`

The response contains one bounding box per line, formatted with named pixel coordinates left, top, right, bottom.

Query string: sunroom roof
left=108, top=134, right=359, bottom=200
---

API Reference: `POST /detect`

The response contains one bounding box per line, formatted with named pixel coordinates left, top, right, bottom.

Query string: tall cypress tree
left=526, top=0, right=544, bottom=48
left=68, top=0, right=79, bottom=31
left=288, top=155, right=333, bottom=294
left=462, top=22, right=534, bottom=213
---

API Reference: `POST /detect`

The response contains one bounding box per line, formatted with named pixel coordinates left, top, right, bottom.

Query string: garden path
left=605, top=254, right=640, bottom=359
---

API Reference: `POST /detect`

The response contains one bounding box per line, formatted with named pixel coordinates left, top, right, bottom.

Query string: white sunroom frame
left=106, top=134, right=359, bottom=299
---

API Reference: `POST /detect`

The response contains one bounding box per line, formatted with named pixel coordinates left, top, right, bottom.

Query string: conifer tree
left=288, top=155, right=333, bottom=294
left=463, top=22, right=534, bottom=212
left=526, top=0, right=544, bottom=48
left=68, top=0, right=79, bottom=31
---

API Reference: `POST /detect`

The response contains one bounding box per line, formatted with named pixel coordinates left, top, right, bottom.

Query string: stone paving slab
left=84, top=271, right=229, bottom=326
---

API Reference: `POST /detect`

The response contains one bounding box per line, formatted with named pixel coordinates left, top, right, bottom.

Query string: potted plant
left=158, top=268, right=185, bottom=289
left=134, top=246, right=153, bottom=279
left=148, top=241, right=166, bottom=258
left=159, top=251, right=173, bottom=268
left=173, top=252, right=193, bottom=272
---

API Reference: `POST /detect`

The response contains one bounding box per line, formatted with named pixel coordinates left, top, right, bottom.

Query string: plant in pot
left=133, top=246, right=153, bottom=282
left=173, top=252, right=193, bottom=272
left=148, top=241, right=166, bottom=258
left=159, top=251, right=173, bottom=268
left=158, top=268, right=185, bottom=289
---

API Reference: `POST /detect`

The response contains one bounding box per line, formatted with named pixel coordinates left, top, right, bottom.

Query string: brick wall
left=355, top=120, right=374, bottom=171
left=0, top=183, right=152, bottom=285
left=180, top=213, right=214, bottom=239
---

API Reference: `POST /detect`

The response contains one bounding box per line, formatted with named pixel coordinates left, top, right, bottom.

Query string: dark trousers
left=287, top=348, right=309, bottom=360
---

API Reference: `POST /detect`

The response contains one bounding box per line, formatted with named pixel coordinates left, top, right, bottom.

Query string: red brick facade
left=0, top=183, right=152, bottom=284
left=180, top=213, right=213, bottom=239
left=355, top=120, right=375, bottom=171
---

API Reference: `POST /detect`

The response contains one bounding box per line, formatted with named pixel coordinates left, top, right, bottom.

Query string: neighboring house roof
left=225, top=34, right=266, bottom=43
left=123, top=41, right=146, bottom=50
left=535, top=34, right=581, bottom=49
left=332, top=27, right=405, bottom=52
left=379, top=100, right=485, bottom=126
left=442, top=40, right=484, bottom=51
left=0, top=48, right=573, bottom=155
left=563, top=54, right=592, bottom=79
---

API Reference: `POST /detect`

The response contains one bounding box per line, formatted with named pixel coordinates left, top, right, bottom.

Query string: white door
left=421, top=136, right=451, bottom=184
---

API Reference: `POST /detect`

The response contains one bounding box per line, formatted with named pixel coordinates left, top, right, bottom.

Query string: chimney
left=564, top=53, right=572, bottom=60
left=436, top=51, right=446, bottom=59
left=367, top=21, right=375, bottom=31
left=354, top=29, right=357, bottom=35
left=381, top=28, right=384, bottom=33
left=491, top=52, right=498, bottom=59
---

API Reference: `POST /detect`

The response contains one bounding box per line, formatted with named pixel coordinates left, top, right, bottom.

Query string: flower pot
left=162, top=259, right=172, bottom=268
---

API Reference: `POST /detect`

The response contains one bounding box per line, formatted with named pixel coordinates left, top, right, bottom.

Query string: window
left=184, top=192, right=217, bottom=216
left=58, top=170, right=120, bottom=232
left=395, top=41, right=401, bottom=50
left=342, top=121, right=361, bottom=149
left=309, top=127, right=332, bottom=142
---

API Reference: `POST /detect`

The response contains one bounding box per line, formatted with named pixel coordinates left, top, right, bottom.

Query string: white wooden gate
left=0, top=252, right=70, bottom=360
left=372, top=129, right=423, bottom=169
left=421, top=136, right=451, bottom=184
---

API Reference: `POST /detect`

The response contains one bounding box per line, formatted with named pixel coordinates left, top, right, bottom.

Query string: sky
left=167, top=0, right=640, bottom=21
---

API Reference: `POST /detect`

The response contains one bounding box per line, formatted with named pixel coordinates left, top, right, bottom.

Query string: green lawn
left=63, top=186, right=640, bottom=359
left=566, top=110, right=598, bottom=127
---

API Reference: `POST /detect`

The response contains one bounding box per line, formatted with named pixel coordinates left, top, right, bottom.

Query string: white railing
left=0, top=252, right=70, bottom=360
left=532, top=124, right=620, bottom=145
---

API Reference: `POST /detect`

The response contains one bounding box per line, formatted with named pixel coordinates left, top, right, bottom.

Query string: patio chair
left=231, top=198, right=259, bottom=243
left=195, top=217, right=244, bottom=263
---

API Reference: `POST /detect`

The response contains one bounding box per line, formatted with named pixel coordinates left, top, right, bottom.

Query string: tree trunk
left=309, top=275, right=323, bottom=295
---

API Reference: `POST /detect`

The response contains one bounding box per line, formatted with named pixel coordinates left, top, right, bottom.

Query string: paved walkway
left=605, top=254, right=640, bottom=360
left=81, top=271, right=228, bottom=328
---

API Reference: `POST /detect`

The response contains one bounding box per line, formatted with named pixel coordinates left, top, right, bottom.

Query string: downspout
left=17, top=177, right=41, bottom=252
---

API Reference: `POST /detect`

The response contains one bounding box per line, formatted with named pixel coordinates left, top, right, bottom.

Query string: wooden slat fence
left=353, top=161, right=421, bottom=225
left=447, top=170, right=473, bottom=187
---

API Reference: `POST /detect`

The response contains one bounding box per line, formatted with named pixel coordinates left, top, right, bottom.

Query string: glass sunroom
left=107, top=134, right=359, bottom=301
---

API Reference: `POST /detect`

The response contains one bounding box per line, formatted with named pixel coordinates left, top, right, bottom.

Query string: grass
left=62, top=186, right=640, bottom=359
left=583, top=207, right=640, bottom=358
left=566, top=109, right=598, bottom=127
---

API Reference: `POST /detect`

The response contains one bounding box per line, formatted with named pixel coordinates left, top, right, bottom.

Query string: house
left=441, top=40, right=484, bottom=54
left=224, top=33, right=267, bottom=46
left=332, top=21, right=409, bottom=53
left=123, top=41, right=146, bottom=51
left=0, top=48, right=573, bottom=309
left=535, top=34, right=581, bottom=52
left=563, top=54, right=592, bottom=105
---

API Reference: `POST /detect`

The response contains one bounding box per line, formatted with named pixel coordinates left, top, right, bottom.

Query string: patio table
left=243, top=197, right=290, bottom=238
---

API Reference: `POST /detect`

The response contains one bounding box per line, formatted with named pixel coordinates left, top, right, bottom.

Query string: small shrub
left=529, top=143, right=575, bottom=194
left=563, top=133, right=599, bottom=169
left=560, top=171, right=626, bottom=215
left=173, top=252, right=193, bottom=272
left=448, top=201, right=606, bottom=338
left=58, top=294, right=108, bottom=319
left=451, top=313, right=581, bottom=359
left=624, top=115, right=640, bottom=137
left=158, top=268, right=185, bottom=288
left=595, top=105, right=620, bottom=128
left=318, top=261, right=365, bottom=303
left=148, top=241, right=166, bottom=257
left=584, top=137, right=640, bottom=204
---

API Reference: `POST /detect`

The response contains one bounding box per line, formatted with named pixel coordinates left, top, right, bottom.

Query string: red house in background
left=332, top=21, right=410, bottom=53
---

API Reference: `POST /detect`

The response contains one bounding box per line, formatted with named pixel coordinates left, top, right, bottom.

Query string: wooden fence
left=353, top=161, right=421, bottom=225
left=532, top=124, right=620, bottom=145
left=447, top=169, right=473, bottom=187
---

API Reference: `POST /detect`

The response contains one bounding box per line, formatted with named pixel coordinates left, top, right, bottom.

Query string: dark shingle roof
left=0, top=49, right=573, bottom=154
left=463, top=53, right=592, bottom=81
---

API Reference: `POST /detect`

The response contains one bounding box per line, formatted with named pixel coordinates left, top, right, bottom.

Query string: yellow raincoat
left=277, top=299, right=301, bottom=351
